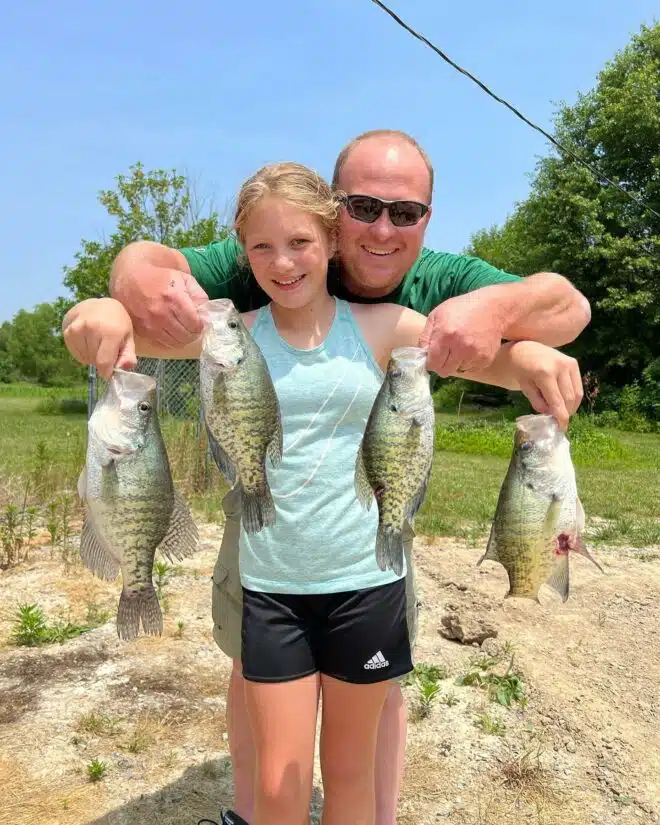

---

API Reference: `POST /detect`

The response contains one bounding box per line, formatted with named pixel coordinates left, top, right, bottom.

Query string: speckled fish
left=355, top=346, right=435, bottom=575
left=77, top=369, right=199, bottom=640
left=478, top=413, right=603, bottom=602
left=199, top=299, right=283, bottom=533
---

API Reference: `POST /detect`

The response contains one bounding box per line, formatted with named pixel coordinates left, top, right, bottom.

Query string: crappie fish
left=478, top=413, right=603, bottom=602
left=77, top=369, right=199, bottom=640
left=199, top=299, right=283, bottom=533
left=355, top=346, right=435, bottom=575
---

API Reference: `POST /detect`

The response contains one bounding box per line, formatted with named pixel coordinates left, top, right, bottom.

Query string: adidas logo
left=364, top=651, right=389, bottom=670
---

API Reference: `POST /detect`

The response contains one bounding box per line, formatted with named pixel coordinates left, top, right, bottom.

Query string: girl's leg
left=319, top=675, right=391, bottom=825
left=244, top=673, right=320, bottom=825
left=226, top=660, right=256, bottom=822
left=375, top=681, right=408, bottom=825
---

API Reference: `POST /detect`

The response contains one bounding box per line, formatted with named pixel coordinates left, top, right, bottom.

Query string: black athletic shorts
left=241, top=577, right=413, bottom=684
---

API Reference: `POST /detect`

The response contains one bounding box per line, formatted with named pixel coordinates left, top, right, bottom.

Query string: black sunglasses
left=342, top=194, right=429, bottom=227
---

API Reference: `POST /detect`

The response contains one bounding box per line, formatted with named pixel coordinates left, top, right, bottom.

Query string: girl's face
left=242, top=196, right=335, bottom=310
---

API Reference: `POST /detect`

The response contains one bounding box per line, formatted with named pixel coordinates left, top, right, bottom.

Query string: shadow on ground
left=86, top=757, right=325, bottom=825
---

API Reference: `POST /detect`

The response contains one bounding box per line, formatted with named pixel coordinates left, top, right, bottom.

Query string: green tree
left=0, top=321, right=17, bottom=383
left=467, top=23, right=660, bottom=389
left=6, top=303, right=84, bottom=385
left=63, top=162, right=228, bottom=301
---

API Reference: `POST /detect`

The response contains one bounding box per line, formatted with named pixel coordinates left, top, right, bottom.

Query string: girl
left=64, top=162, right=574, bottom=825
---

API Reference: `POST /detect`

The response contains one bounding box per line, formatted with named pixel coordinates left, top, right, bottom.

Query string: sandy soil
left=0, top=521, right=658, bottom=825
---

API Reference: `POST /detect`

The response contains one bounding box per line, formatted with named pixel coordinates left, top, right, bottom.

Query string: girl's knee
left=321, top=751, right=373, bottom=792
left=257, top=760, right=309, bottom=817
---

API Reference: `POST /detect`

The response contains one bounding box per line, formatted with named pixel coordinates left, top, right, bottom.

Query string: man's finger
left=518, top=379, right=550, bottom=416
left=537, top=376, right=570, bottom=431
left=168, top=277, right=205, bottom=336
left=557, top=370, right=577, bottom=416
left=571, top=364, right=584, bottom=411
left=96, top=336, right=121, bottom=380
left=116, top=333, right=137, bottom=372
left=182, top=271, right=210, bottom=308
left=420, top=318, right=451, bottom=376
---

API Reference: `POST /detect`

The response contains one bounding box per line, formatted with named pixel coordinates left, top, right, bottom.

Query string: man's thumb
left=116, top=333, right=137, bottom=371
left=418, top=314, right=434, bottom=349
left=182, top=272, right=210, bottom=308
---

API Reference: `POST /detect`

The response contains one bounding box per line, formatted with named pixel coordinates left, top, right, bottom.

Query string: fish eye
left=390, top=369, right=403, bottom=378
left=390, top=403, right=398, bottom=413
left=520, top=440, right=533, bottom=451
left=138, top=402, right=151, bottom=413
left=228, top=321, right=239, bottom=330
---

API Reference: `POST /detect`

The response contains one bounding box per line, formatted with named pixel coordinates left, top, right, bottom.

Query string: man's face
left=336, top=137, right=432, bottom=298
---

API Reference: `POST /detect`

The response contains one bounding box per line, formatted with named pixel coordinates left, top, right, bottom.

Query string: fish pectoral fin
left=157, top=490, right=200, bottom=563
left=205, top=423, right=237, bottom=485
left=542, top=495, right=564, bottom=540
left=266, top=411, right=284, bottom=467
left=354, top=440, right=374, bottom=510
left=546, top=551, right=570, bottom=602
left=477, top=523, right=499, bottom=566
left=574, top=535, right=605, bottom=574
left=79, top=511, right=120, bottom=581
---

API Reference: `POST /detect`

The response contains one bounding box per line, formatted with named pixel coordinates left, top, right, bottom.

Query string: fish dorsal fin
left=477, top=521, right=499, bottom=566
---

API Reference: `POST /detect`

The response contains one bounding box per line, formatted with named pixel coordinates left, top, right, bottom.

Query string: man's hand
left=419, top=292, right=505, bottom=377
left=62, top=298, right=137, bottom=380
left=507, top=341, right=583, bottom=430
left=110, top=242, right=209, bottom=349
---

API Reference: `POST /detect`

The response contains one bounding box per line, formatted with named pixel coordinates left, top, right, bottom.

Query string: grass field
left=1, top=383, right=659, bottom=567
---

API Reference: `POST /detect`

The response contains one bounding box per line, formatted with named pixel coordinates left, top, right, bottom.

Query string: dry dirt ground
left=1, top=520, right=658, bottom=825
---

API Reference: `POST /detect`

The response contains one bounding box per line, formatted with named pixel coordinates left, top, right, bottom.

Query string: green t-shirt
left=179, top=234, right=522, bottom=315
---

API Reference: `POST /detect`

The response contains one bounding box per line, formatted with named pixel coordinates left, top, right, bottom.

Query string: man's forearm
left=485, top=272, right=591, bottom=347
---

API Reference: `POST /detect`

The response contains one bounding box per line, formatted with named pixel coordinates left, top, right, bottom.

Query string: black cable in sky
left=368, top=0, right=660, bottom=223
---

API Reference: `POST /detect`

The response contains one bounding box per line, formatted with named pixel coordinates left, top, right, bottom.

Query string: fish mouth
left=515, top=414, right=559, bottom=440
left=107, top=445, right=137, bottom=458
left=391, top=346, right=429, bottom=374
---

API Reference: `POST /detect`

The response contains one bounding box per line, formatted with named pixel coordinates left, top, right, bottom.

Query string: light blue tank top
left=238, top=298, right=407, bottom=594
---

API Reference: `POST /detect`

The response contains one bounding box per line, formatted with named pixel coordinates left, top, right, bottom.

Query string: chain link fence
left=87, top=358, right=202, bottom=423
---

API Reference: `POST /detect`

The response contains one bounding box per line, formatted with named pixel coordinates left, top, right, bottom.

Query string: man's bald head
left=332, top=129, right=434, bottom=202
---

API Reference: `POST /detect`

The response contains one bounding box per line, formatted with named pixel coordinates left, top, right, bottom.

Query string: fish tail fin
left=241, top=484, right=276, bottom=534
left=116, top=586, right=163, bottom=640
left=376, top=526, right=404, bottom=576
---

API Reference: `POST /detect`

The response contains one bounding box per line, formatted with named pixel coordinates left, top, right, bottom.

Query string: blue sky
left=1, top=0, right=658, bottom=322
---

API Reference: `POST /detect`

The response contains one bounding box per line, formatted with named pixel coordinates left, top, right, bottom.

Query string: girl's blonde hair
left=234, top=161, right=343, bottom=246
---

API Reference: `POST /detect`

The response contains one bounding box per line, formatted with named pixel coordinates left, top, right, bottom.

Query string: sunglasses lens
left=389, top=201, right=426, bottom=227
left=346, top=196, right=383, bottom=223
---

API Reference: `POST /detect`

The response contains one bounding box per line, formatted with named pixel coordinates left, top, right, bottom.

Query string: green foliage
left=433, top=413, right=640, bottom=467
left=3, top=304, right=85, bottom=386
left=10, top=602, right=109, bottom=646
left=86, top=759, right=107, bottom=782
left=63, top=161, right=229, bottom=302
left=457, top=652, right=526, bottom=708
left=466, top=23, right=660, bottom=395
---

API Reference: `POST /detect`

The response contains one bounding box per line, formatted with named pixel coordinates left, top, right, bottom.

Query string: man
left=102, top=129, right=590, bottom=825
